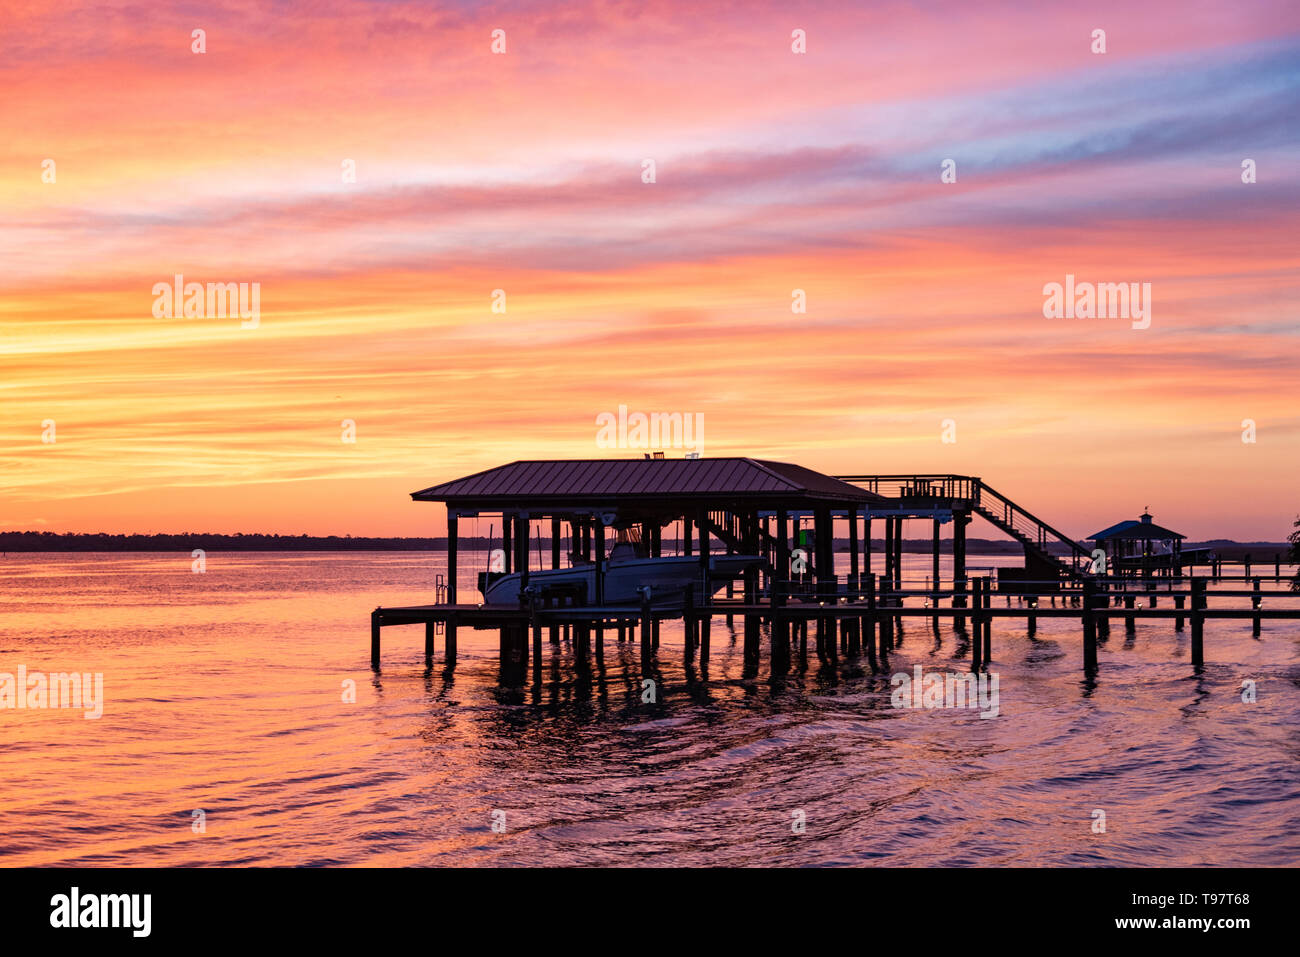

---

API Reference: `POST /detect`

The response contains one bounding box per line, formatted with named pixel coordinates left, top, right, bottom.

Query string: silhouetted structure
left=370, top=458, right=1300, bottom=680
left=1090, top=511, right=1185, bottom=579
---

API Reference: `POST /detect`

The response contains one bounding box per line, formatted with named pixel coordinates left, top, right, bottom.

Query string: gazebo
left=1088, top=510, right=1186, bottom=579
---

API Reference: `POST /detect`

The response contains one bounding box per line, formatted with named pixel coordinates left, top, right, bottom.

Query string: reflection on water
left=1, top=551, right=1297, bottom=866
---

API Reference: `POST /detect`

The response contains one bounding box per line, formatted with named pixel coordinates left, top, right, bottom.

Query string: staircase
left=970, top=481, right=1092, bottom=580
left=836, top=473, right=1094, bottom=581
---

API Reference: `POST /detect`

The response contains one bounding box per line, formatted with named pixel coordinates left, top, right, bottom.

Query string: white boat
left=478, top=538, right=765, bottom=607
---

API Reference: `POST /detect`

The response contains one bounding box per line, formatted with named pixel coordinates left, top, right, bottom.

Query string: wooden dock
left=375, top=458, right=1299, bottom=681
left=372, top=571, right=1300, bottom=678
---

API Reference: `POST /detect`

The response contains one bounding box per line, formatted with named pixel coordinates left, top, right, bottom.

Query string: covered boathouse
left=410, top=456, right=888, bottom=610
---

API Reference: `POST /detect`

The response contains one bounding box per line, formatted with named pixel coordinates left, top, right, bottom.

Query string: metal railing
left=836, top=474, right=980, bottom=501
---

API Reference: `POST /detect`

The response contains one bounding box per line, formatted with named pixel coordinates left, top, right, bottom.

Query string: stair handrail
left=973, top=480, right=1091, bottom=569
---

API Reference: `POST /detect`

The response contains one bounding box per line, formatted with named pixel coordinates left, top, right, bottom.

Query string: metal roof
left=1089, top=518, right=1185, bottom=541
left=411, top=458, right=881, bottom=506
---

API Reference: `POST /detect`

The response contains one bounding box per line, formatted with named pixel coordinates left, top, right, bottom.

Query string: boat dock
left=370, top=459, right=1299, bottom=679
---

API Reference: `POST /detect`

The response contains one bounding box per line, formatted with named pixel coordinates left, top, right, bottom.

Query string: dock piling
left=1082, top=578, right=1097, bottom=672
left=1190, top=578, right=1206, bottom=666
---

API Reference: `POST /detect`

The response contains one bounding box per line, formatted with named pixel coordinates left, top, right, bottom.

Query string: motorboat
left=477, top=534, right=765, bottom=607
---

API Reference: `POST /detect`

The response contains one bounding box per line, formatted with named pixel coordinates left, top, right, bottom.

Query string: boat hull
left=481, top=555, right=765, bottom=607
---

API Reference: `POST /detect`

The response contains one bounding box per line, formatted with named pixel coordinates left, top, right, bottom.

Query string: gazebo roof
left=1089, top=513, right=1185, bottom=541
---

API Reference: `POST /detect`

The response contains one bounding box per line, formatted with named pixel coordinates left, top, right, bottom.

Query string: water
left=1, top=551, right=1297, bottom=866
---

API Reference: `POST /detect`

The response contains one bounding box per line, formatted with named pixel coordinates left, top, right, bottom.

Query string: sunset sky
left=2, top=0, right=1297, bottom=540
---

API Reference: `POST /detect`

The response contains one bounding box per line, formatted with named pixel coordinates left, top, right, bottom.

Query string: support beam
left=953, top=510, right=968, bottom=629
left=932, top=518, right=941, bottom=603
left=594, top=520, right=605, bottom=607
left=863, top=512, right=872, bottom=579
left=447, top=511, right=458, bottom=605
left=1191, top=577, right=1206, bottom=665
left=1082, top=578, right=1097, bottom=671
left=848, top=506, right=860, bottom=592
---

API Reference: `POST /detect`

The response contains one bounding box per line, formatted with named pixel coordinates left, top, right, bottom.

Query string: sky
left=2, top=0, right=1297, bottom=540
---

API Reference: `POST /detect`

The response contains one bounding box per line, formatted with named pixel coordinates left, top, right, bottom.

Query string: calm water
left=1, top=551, right=1297, bottom=867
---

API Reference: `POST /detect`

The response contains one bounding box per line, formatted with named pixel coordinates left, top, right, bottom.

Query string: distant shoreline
left=0, top=532, right=1288, bottom=560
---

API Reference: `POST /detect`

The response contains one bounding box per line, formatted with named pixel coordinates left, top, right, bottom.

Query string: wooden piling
left=1252, top=577, right=1262, bottom=637
left=640, top=592, right=652, bottom=668
left=981, top=576, right=992, bottom=664
left=932, top=518, right=941, bottom=608
left=1082, top=578, right=1097, bottom=671
left=1190, top=577, right=1206, bottom=666
left=371, top=609, right=382, bottom=668
left=953, top=511, right=967, bottom=630
left=532, top=621, right=543, bottom=675
left=864, top=572, right=879, bottom=669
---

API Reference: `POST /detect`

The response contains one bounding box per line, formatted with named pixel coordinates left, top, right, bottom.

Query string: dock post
left=530, top=595, right=542, bottom=668
left=683, top=584, right=696, bottom=654
left=863, top=512, right=872, bottom=581
left=1100, top=580, right=1111, bottom=639
left=425, top=620, right=436, bottom=661
left=982, top=576, right=992, bottom=664
left=1252, top=577, right=1261, bottom=637
left=698, top=595, right=710, bottom=663
left=640, top=592, right=652, bottom=668
left=878, top=571, right=892, bottom=652
left=550, top=516, right=561, bottom=645
left=371, top=609, right=382, bottom=668
left=826, top=574, right=838, bottom=663
left=774, top=509, right=790, bottom=672
left=1124, top=593, right=1136, bottom=636
left=743, top=514, right=760, bottom=668
left=863, top=572, right=878, bottom=670
left=970, top=579, right=984, bottom=671
left=894, top=516, right=904, bottom=593
left=744, top=614, right=760, bottom=670
left=445, top=508, right=458, bottom=665
left=847, top=507, right=860, bottom=655
left=1190, top=577, right=1206, bottom=666
left=1082, top=578, right=1097, bottom=672
left=932, top=518, right=941, bottom=616
left=953, top=510, right=968, bottom=630
left=1175, top=592, right=1185, bottom=630
left=883, top=517, right=893, bottom=600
